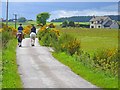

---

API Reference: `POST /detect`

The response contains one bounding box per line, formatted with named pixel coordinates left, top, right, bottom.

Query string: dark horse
left=16, top=32, right=24, bottom=47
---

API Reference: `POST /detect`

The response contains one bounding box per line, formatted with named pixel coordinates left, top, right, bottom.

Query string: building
left=90, top=16, right=119, bottom=29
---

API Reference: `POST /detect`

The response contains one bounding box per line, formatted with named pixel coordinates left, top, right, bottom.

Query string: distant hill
left=51, top=15, right=119, bottom=22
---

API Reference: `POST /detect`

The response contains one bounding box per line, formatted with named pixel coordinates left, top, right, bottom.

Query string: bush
left=23, top=25, right=32, bottom=35
left=37, top=25, right=59, bottom=46
left=75, top=48, right=118, bottom=77
left=68, top=21, right=75, bottom=27
left=53, top=33, right=73, bottom=52
left=92, top=49, right=118, bottom=76
left=2, top=30, right=13, bottom=48
left=67, top=39, right=80, bottom=55
left=53, top=33, right=81, bottom=55
left=38, top=26, right=80, bottom=55
left=80, top=24, right=90, bottom=28
left=49, top=23, right=55, bottom=28
left=75, top=51, right=93, bottom=68
left=1, top=23, right=16, bottom=48
left=62, top=20, right=68, bottom=28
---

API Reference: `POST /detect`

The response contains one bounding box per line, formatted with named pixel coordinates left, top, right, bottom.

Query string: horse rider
left=17, top=24, right=24, bottom=47
left=30, top=24, right=36, bottom=46
left=18, top=23, right=23, bottom=33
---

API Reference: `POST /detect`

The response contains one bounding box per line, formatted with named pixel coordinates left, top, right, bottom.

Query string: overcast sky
left=1, top=1, right=118, bottom=21
left=1, top=0, right=120, bottom=2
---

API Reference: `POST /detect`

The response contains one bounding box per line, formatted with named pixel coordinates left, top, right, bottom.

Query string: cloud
left=100, top=4, right=118, bottom=11
left=48, top=3, right=118, bottom=21
left=49, top=9, right=117, bottom=21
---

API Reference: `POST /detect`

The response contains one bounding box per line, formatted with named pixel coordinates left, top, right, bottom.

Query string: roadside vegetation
left=53, top=52, right=118, bottom=88
left=0, top=55, right=1, bottom=89
left=1, top=23, right=22, bottom=88
left=37, top=13, right=119, bottom=88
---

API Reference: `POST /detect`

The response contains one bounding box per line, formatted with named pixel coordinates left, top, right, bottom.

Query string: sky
left=1, top=2, right=119, bottom=21
left=1, top=0, right=120, bottom=2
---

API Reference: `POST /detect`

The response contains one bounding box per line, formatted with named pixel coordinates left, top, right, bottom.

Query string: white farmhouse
left=90, top=16, right=119, bottom=29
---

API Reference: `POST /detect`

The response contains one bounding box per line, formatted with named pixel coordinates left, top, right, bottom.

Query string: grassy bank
left=53, top=52, right=118, bottom=89
left=2, top=39, right=22, bottom=88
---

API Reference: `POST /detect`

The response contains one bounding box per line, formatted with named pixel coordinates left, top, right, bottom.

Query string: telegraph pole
left=6, top=0, right=8, bottom=26
left=13, top=14, right=17, bottom=29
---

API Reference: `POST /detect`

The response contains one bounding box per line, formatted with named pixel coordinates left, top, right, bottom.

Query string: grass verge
left=52, top=52, right=118, bottom=89
left=0, top=51, right=2, bottom=89
left=2, top=39, right=23, bottom=88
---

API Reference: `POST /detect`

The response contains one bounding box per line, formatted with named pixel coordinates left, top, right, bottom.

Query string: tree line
left=51, top=15, right=119, bottom=22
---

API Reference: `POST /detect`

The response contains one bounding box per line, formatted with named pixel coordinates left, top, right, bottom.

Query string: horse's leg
left=19, top=36, right=22, bottom=47
left=31, top=38, right=35, bottom=46
left=33, top=38, right=35, bottom=44
left=18, top=38, right=20, bottom=46
left=19, top=41, right=22, bottom=47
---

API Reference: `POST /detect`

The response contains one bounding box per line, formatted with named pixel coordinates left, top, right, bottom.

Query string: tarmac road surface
left=16, top=38, right=98, bottom=88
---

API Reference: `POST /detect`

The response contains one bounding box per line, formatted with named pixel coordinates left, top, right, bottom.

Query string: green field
left=3, top=21, right=37, bottom=28
left=48, top=22, right=89, bottom=25
left=57, top=28, right=118, bottom=54
left=47, top=22, right=62, bottom=25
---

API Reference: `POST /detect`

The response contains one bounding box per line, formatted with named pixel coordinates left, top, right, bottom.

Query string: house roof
left=104, top=20, right=113, bottom=27
left=90, top=16, right=109, bottom=22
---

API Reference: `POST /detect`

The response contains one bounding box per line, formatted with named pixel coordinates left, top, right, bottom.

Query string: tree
left=36, top=12, right=50, bottom=26
left=17, top=17, right=27, bottom=22
left=68, top=21, right=75, bottom=27
left=62, top=20, right=68, bottom=28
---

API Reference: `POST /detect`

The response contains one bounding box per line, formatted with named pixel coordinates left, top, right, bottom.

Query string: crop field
left=58, top=27, right=118, bottom=54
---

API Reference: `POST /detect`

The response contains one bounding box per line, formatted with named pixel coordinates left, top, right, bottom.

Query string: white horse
left=30, top=32, right=36, bottom=46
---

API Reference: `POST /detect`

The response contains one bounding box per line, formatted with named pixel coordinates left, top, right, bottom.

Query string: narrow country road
left=16, top=38, right=98, bottom=88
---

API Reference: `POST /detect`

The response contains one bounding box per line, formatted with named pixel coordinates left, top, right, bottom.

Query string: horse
left=16, top=32, right=24, bottom=47
left=30, top=32, right=36, bottom=46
